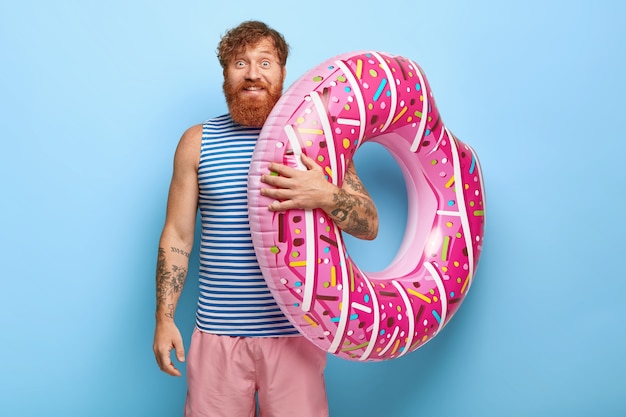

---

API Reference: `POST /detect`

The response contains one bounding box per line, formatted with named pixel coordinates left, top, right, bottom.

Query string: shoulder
left=180, top=123, right=203, bottom=147
left=174, top=124, right=202, bottom=168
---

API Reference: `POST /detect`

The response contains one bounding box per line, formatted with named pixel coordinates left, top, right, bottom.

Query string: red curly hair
left=217, top=20, right=290, bottom=69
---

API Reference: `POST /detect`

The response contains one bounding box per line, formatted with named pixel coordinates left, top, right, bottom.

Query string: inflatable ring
left=248, top=51, right=486, bottom=361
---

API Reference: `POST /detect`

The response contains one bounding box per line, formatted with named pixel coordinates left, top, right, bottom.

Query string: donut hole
left=342, top=142, right=408, bottom=273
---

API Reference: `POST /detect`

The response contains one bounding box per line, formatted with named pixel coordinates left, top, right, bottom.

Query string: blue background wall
left=2, top=1, right=625, bottom=416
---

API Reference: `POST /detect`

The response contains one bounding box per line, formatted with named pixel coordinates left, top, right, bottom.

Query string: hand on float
left=260, top=153, right=336, bottom=211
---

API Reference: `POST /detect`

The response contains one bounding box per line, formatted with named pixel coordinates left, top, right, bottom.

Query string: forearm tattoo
left=156, top=247, right=188, bottom=318
left=171, top=246, right=190, bottom=258
left=330, top=189, right=376, bottom=238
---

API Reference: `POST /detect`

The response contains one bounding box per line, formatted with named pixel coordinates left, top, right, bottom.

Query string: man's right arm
left=152, top=124, right=201, bottom=377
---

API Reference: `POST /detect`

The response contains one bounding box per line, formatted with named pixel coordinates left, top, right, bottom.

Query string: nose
left=245, top=64, right=260, bottom=81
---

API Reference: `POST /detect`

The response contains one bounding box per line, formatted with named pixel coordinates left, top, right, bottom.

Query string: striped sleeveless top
left=196, top=114, right=299, bottom=337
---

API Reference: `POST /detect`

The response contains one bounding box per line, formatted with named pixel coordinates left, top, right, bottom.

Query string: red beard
left=223, top=79, right=283, bottom=127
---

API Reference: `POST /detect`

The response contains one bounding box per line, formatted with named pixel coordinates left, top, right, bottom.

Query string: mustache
left=236, top=80, right=270, bottom=91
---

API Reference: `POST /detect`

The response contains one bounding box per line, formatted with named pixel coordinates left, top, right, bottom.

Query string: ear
left=282, top=66, right=287, bottom=82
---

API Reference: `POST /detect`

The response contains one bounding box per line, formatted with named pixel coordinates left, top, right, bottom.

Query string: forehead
left=235, top=38, right=278, bottom=59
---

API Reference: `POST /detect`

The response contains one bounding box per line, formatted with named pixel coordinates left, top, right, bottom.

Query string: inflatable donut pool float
left=248, top=51, right=486, bottom=361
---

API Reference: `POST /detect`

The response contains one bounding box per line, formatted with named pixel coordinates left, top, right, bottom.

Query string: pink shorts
left=184, top=328, right=329, bottom=417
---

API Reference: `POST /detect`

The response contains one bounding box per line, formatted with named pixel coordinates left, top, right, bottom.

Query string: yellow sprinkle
left=297, top=128, right=323, bottom=135
left=342, top=342, right=369, bottom=352
left=349, top=263, right=355, bottom=292
left=461, top=275, right=470, bottom=294
left=407, top=288, right=432, bottom=303
left=391, top=339, right=401, bottom=355
left=303, top=314, right=318, bottom=327
left=289, top=261, right=306, bottom=267
left=343, top=138, right=351, bottom=149
left=392, top=106, right=408, bottom=124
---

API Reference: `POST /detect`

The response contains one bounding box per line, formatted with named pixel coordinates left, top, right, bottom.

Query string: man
left=153, top=20, right=378, bottom=417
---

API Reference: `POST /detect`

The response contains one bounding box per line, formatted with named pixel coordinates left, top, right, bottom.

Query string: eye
left=261, top=60, right=271, bottom=68
left=235, top=60, right=246, bottom=68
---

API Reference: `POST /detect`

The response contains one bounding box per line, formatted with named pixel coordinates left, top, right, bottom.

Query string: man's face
left=223, top=37, right=286, bottom=127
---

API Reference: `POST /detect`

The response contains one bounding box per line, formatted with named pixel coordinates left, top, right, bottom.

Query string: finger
left=261, top=187, right=292, bottom=202
left=268, top=199, right=299, bottom=211
left=299, top=153, right=320, bottom=170
left=173, top=338, right=186, bottom=363
left=267, top=162, right=297, bottom=177
left=260, top=174, right=293, bottom=189
left=164, top=361, right=182, bottom=377
left=155, top=348, right=181, bottom=376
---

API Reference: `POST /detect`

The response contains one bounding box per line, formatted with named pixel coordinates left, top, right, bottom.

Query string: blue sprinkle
left=450, top=291, right=455, bottom=297
left=380, top=329, right=386, bottom=335
left=432, top=310, right=441, bottom=323
left=415, top=83, right=421, bottom=91
left=373, top=78, right=387, bottom=101
left=344, top=86, right=351, bottom=93
left=448, top=200, right=455, bottom=206
left=295, top=281, right=302, bottom=287
left=364, top=294, right=370, bottom=303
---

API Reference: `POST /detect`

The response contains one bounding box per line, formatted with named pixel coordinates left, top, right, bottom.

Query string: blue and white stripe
left=196, top=114, right=298, bottom=336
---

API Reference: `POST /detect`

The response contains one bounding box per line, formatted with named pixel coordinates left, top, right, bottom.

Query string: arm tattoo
left=330, top=189, right=374, bottom=238
left=156, top=247, right=188, bottom=318
left=346, top=211, right=372, bottom=237
left=171, top=246, right=190, bottom=258
left=330, top=163, right=377, bottom=239
left=344, top=174, right=371, bottom=196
